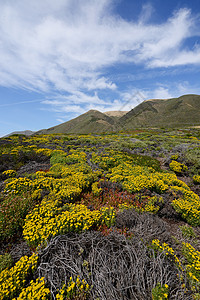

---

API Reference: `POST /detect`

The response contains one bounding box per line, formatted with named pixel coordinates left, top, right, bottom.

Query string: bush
left=169, top=160, right=188, bottom=174
left=0, top=253, right=12, bottom=272
left=0, top=193, right=35, bottom=240
left=38, top=232, right=187, bottom=300
left=179, top=225, right=196, bottom=239
left=152, top=282, right=169, bottom=299
left=193, top=175, right=200, bottom=184
left=185, top=147, right=200, bottom=175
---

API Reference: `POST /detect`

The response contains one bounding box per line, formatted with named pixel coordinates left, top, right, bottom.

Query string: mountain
left=36, top=110, right=122, bottom=135
left=120, top=94, right=200, bottom=129
left=4, top=130, right=35, bottom=137
left=36, top=94, right=200, bottom=135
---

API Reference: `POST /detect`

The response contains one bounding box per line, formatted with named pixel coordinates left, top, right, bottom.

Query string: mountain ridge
left=35, top=94, right=200, bottom=134
left=3, top=130, right=35, bottom=138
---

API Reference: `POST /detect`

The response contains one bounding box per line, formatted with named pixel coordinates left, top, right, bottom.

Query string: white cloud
left=151, top=87, right=172, bottom=99
left=1, top=2, right=199, bottom=90
left=149, top=48, right=200, bottom=67
left=143, top=82, right=200, bottom=101
left=41, top=80, right=200, bottom=121
left=42, top=90, right=130, bottom=117
left=0, top=0, right=200, bottom=118
left=139, top=3, right=154, bottom=24
left=136, top=8, right=199, bottom=67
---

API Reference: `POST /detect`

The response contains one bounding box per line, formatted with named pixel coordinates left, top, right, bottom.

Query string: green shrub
left=0, top=193, right=35, bottom=240
left=152, top=282, right=169, bottom=299
left=185, top=147, right=200, bottom=174
left=131, top=154, right=161, bottom=171
left=179, top=225, right=196, bottom=239
left=50, top=151, right=67, bottom=165
left=0, top=253, right=12, bottom=272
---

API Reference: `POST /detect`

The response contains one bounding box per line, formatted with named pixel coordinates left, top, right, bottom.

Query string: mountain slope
left=120, top=94, right=200, bottom=129
left=36, top=94, right=200, bottom=135
left=37, top=110, right=119, bottom=134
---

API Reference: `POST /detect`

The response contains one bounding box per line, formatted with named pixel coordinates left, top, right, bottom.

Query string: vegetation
left=37, top=94, right=200, bottom=134
left=0, top=129, right=200, bottom=299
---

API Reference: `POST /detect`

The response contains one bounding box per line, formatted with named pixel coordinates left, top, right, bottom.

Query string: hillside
left=36, top=94, right=200, bottom=135
left=120, top=94, right=200, bottom=129
left=104, top=111, right=128, bottom=118
left=37, top=109, right=119, bottom=134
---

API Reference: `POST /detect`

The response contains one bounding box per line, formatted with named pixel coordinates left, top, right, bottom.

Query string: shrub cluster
left=0, top=131, right=200, bottom=299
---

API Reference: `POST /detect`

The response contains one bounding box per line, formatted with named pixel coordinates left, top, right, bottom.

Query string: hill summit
left=37, top=94, right=200, bottom=134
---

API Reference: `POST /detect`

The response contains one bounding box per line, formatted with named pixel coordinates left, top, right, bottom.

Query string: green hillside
left=120, top=94, right=200, bottom=129
left=36, top=94, right=200, bottom=134
left=37, top=110, right=119, bottom=134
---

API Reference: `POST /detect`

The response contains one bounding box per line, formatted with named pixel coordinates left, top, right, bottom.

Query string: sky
left=1, top=0, right=200, bottom=137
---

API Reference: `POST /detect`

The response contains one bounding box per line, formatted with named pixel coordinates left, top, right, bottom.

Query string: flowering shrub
left=118, top=202, right=134, bottom=211
left=100, top=206, right=115, bottom=227
left=91, top=150, right=161, bottom=171
left=171, top=186, right=200, bottom=226
left=152, top=282, right=169, bottom=299
left=0, top=253, right=38, bottom=299
left=1, top=131, right=200, bottom=299
left=13, top=277, right=50, bottom=300
left=35, top=148, right=54, bottom=157
left=91, top=152, right=117, bottom=170
left=4, top=172, right=93, bottom=201
left=171, top=154, right=179, bottom=160
left=193, top=175, right=200, bottom=184
left=23, top=197, right=103, bottom=248
left=151, top=239, right=183, bottom=271
left=2, top=169, right=16, bottom=178
left=144, top=196, right=163, bottom=213
left=151, top=240, right=200, bottom=299
left=182, top=243, right=200, bottom=285
left=23, top=197, right=61, bottom=248
left=169, top=160, right=188, bottom=174
left=107, top=163, right=187, bottom=194
left=4, top=177, right=32, bottom=195
left=56, top=276, right=90, bottom=300
left=91, top=181, right=102, bottom=197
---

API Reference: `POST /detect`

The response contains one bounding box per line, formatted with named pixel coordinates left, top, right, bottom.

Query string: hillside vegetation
left=37, top=110, right=118, bottom=135
left=0, top=129, right=200, bottom=299
left=120, top=94, right=200, bottom=129
left=37, top=94, right=200, bottom=135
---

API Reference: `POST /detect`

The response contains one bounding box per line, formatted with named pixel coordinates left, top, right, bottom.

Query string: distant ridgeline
left=36, top=94, right=200, bottom=134
left=4, top=130, right=35, bottom=138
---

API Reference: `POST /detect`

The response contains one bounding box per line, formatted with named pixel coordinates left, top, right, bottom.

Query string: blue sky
left=1, top=0, right=200, bottom=136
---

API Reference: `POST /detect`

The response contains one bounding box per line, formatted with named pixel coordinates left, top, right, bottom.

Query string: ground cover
left=0, top=129, right=200, bottom=299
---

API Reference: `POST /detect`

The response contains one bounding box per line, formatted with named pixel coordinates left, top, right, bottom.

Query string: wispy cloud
left=42, top=91, right=128, bottom=116
left=0, top=0, right=200, bottom=117
left=139, top=3, right=154, bottom=24
left=0, top=99, right=43, bottom=107
left=143, top=82, right=200, bottom=100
